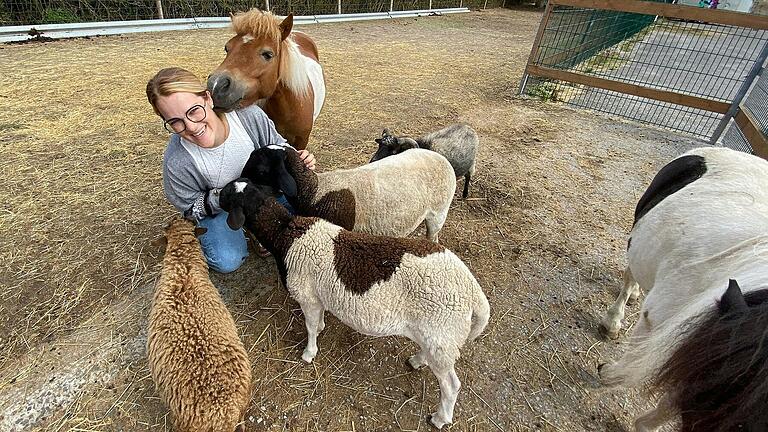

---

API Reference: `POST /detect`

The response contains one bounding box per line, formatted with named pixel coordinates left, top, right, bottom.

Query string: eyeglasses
left=163, top=104, right=207, bottom=134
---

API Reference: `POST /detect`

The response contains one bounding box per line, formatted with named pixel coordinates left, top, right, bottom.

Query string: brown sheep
left=147, top=217, right=252, bottom=432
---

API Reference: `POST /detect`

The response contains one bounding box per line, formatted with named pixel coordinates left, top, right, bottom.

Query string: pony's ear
left=279, top=14, right=294, bottom=40
left=226, top=207, right=246, bottom=230
left=194, top=227, right=208, bottom=238
left=719, top=279, right=749, bottom=315
left=277, top=159, right=298, bottom=198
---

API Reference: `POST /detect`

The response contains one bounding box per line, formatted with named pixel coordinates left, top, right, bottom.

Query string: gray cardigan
left=162, top=105, right=290, bottom=220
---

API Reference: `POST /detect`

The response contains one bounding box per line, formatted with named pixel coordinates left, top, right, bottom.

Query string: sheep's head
left=370, top=128, right=419, bottom=163
left=241, top=146, right=298, bottom=198
left=153, top=217, right=207, bottom=249
left=219, top=178, right=277, bottom=230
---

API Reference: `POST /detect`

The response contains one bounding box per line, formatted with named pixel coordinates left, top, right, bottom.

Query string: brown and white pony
left=208, top=10, right=325, bottom=150
left=599, top=147, right=768, bottom=431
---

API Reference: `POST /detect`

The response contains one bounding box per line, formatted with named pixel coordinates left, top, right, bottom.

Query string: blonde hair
left=146, top=67, right=207, bottom=116
left=231, top=9, right=282, bottom=46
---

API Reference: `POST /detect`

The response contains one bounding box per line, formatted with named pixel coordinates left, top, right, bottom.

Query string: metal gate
left=520, top=0, right=768, bottom=157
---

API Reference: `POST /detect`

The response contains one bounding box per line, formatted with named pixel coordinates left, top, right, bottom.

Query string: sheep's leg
left=634, top=393, right=676, bottom=432
left=425, top=207, right=449, bottom=243
left=426, top=345, right=461, bottom=429
left=462, top=161, right=475, bottom=199
left=317, top=306, right=326, bottom=333
left=428, top=365, right=461, bottom=429
left=628, top=281, right=642, bottom=305
left=407, top=340, right=429, bottom=370
left=600, top=266, right=639, bottom=339
left=300, top=302, right=324, bottom=363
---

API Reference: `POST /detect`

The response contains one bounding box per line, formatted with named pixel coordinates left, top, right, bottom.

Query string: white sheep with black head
left=240, top=144, right=456, bottom=242
left=370, top=124, right=479, bottom=199
left=219, top=178, right=490, bottom=429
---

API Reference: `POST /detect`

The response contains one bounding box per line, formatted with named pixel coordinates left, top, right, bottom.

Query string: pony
left=598, top=147, right=768, bottom=431
left=208, top=10, right=325, bottom=150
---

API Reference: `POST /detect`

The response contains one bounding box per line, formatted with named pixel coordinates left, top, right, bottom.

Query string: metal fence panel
left=522, top=3, right=768, bottom=140
left=0, top=0, right=503, bottom=25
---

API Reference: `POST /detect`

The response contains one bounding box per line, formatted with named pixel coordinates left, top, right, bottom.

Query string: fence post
left=338, top=0, right=342, bottom=14
left=155, top=0, right=164, bottom=19
left=519, top=0, right=555, bottom=95
left=430, top=0, right=433, bottom=9
left=390, top=0, right=394, bottom=12
left=483, top=0, right=488, bottom=8
left=265, top=0, right=271, bottom=12
left=709, top=41, right=768, bottom=145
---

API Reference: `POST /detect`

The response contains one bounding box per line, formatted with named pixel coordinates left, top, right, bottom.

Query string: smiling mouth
left=191, top=125, right=206, bottom=137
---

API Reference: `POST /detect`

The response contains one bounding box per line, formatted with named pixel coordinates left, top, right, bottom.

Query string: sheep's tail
left=468, top=287, right=490, bottom=342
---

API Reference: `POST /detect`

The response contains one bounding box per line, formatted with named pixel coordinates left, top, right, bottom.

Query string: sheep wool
left=147, top=218, right=251, bottom=432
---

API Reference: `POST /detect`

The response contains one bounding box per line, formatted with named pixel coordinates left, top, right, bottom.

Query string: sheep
left=369, top=124, right=478, bottom=199
left=240, top=144, right=456, bottom=242
left=147, top=217, right=252, bottom=432
left=219, top=178, right=490, bottom=429
left=597, top=147, right=768, bottom=431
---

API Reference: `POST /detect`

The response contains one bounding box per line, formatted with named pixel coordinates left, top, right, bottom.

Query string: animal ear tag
left=719, top=279, right=748, bottom=315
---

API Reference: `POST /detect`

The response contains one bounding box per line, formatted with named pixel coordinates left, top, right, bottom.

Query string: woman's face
left=155, top=91, right=224, bottom=149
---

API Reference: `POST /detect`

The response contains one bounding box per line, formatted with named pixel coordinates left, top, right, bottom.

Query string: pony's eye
left=261, top=51, right=274, bottom=61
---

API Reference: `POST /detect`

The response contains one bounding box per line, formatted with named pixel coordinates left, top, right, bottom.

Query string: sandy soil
left=0, top=8, right=702, bottom=431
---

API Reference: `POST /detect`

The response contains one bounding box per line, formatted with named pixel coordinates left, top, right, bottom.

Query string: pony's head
left=208, top=10, right=294, bottom=110
left=653, top=279, right=768, bottom=432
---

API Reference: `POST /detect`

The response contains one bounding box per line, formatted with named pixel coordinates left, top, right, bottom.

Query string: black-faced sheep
left=598, top=147, right=768, bottom=431
left=147, top=217, right=252, bottom=432
left=370, top=124, right=478, bottom=199
left=219, top=179, right=490, bottom=429
left=240, top=145, right=456, bottom=242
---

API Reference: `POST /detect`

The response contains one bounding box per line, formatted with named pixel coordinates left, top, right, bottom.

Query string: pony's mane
left=230, top=9, right=311, bottom=97
left=652, top=288, right=768, bottom=432
left=231, top=9, right=281, bottom=45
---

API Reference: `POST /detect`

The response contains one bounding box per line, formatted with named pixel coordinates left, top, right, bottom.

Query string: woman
left=147, top=67, right=316, bottom=273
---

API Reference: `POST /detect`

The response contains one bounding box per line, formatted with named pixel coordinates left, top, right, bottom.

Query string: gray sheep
left=370, top=124, right=478, bottom=199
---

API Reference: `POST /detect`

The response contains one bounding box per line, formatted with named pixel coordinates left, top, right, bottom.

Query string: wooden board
left=551, top=0, right=768, bottom=30
left=527, top=64, right=731, bottom=113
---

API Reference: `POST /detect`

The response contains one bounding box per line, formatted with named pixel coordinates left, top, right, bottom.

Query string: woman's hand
left=297, top=150, right=316, bottom=171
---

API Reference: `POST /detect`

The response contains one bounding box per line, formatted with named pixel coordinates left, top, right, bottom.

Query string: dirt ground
left=0, top=8, right=702, bottom=431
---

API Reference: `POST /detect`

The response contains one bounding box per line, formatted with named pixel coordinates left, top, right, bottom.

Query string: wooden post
left=338, top=0, right=342, bottom=14
left=265, top=0, right=271, bottom=12
left=430, top=0, right=433, bottom=9
left=391, top=0, right=394, bottom=12
left=155, top=0, right=164, bottom=19
left=483, top=0, right=488, bottom=8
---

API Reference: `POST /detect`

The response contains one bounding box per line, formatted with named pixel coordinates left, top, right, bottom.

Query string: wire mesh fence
left=0, top=0, right=506, bottom=25
left=722, top=69, right=768, bottom=152
left=521, top=1, right=768, bottom=141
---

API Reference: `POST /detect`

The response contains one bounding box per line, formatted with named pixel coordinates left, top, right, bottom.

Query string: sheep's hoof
left=301, top=350, right=316, bottom=363
left=407, top=356, right=427, bottom=371
left=428, top=413, right=449, bottom=429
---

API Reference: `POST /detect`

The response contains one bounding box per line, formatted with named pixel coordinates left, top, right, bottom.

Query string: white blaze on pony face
left=234, top=182, right=248, bottom=193
left=242, top=34, right=255, bottom=44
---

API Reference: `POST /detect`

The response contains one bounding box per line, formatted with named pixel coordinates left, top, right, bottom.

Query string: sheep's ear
left=151, top=235, right=167, bottom=249
left=194, top=227, right=208, bottom=238
left=277, top=160, right=298, bottom=198
left=374, top=138, right=384, bottom=145
left=382, top=128, right=391, bottom=137
left=226, top=207, right=246, bottom=230
left=719, top=279, right=748, bottom=315
left=279, top=14, right=293, bottom=40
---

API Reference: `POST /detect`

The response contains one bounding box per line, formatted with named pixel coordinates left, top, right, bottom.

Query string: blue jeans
left=198, top=195, right=294, bottom=274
